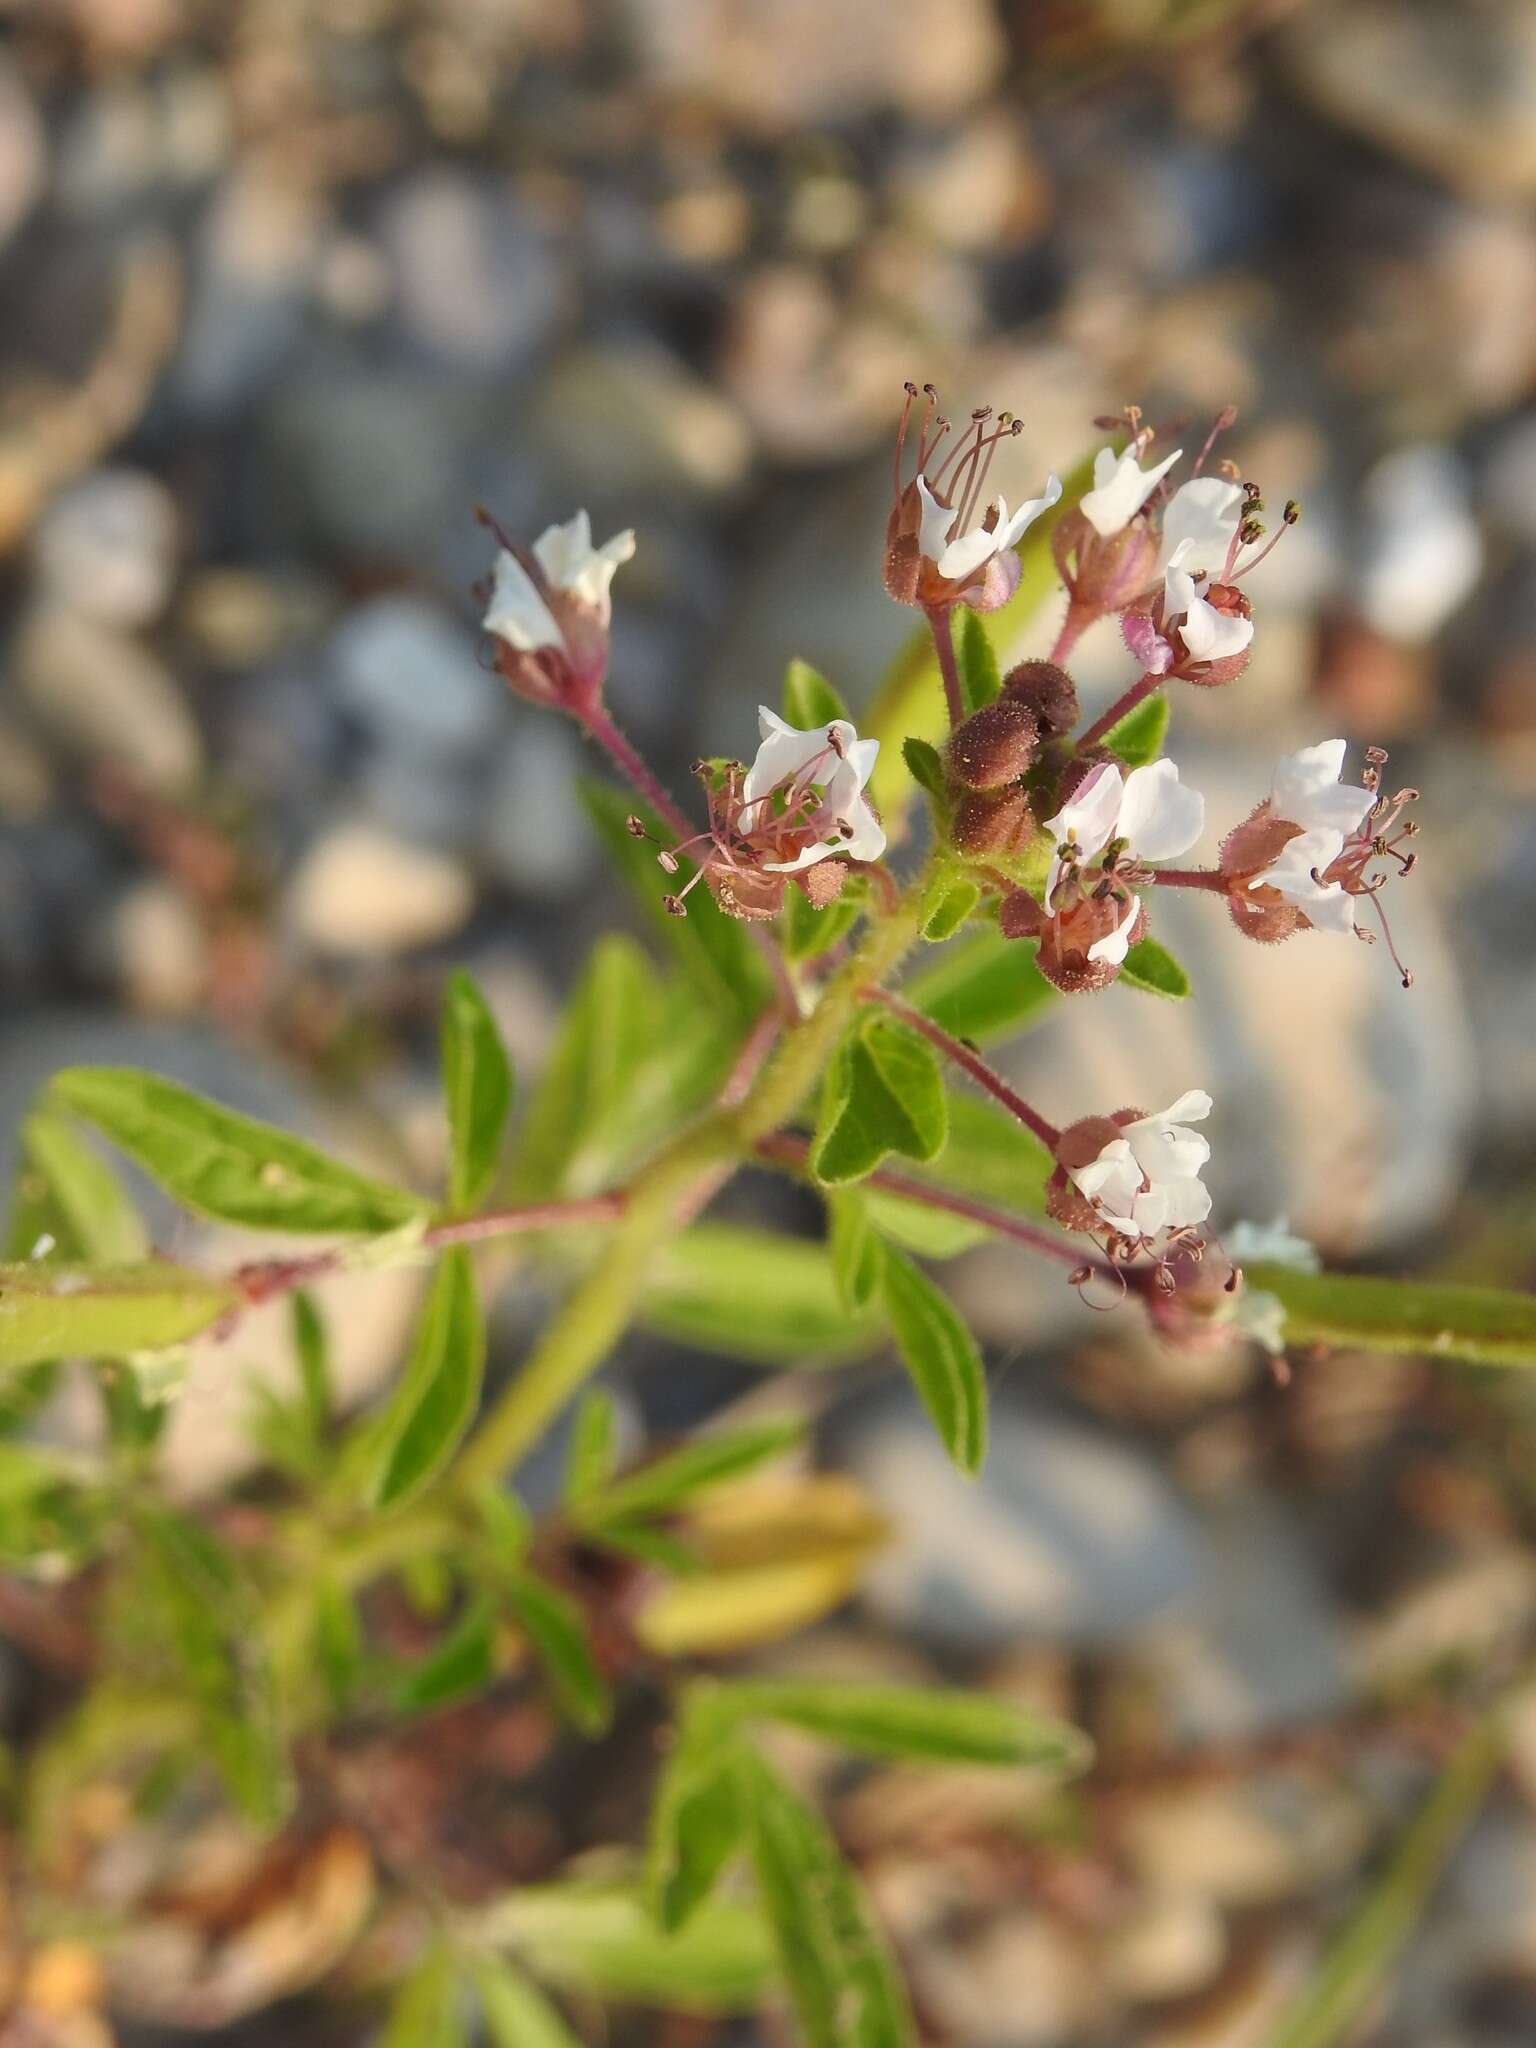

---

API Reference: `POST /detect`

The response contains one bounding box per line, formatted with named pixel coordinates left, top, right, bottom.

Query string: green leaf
left=1248, top=1266, right=1536, bottom=1370
left=580, top=781, right=769, bottom=1020
left=880, top=1248, right=987, bottom=1475
left=487, top=1884, right=775, bottom=2011
left=136, top=1508, right=291, bottom=1827
left=312, top=1576, right=365, bottom=1710
left=740, top=1749, right=913, bottom=2048
left=471, top=1957, right=582, bottom=2048
left=10, top=1108, right=148, bottom=1263
left=292, top=1291, right=331, bottom=1444
left=863, top=1194, right=990, bottom=1259
left=441, top=970, right=514, bottom=1212
left=1119, top=935, right=1191, bottom=999
left=505, top=1572, right=611, bottom=1735
left=395, top=1590, right=499, bottom=1713
left=383, top=1944, right=466, bottom=2048
left=782, top=657, right=850, bottom=730
left=781, top=880, right=864, bottom=964
left=579, top=1418, right=805, bottom=1528
left=647, top=1687, right=749, bottom=1932
left=0, top=1261, right=237, bottom=1370
left=828, top=1191, right=884, bottom=1314
left=642, top=1225, right=881, bottom=1363
left=919, top=874, right=980, bottom=943
left=50, top=1068, right=425, bottom=1236
left=1102, top=690, right=1170, bottom=768
left=0, top=1442, right=105, bottom=1569
left=727, top=1680, right=1090, bottom=1770
left=957, top=608, right=1002, bottom=714
left=916, top=1091, right=1053, bottom=1211
left=900, top=736, right=949, bottom=811
left=564, top=1389, right=619, bottom=1507
left=811, top=1015, right=948, bottom=1186
left=367, top=1248, right=484, bottom=1510
left=906, top=927, right=1056, bottom=1044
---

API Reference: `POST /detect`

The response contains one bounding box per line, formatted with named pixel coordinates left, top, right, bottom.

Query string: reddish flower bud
left=951, top=785, right=1035, bottom=856
left=1002, top=659, right=1079, bottom=740
left=949, top=699, right=1039, bottom=790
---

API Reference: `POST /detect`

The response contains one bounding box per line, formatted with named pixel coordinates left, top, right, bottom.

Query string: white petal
left=1080, top=444, right=1183, bottom=538
left=763, top=839, right=841, bottom=874
left=1264, top=827, right=1346, bottom=904
left=532, top=513, right=635, bottom=612
left=1043, top=761, right=1125, bottom=864
left=994, top=473, right=1064, bottom=549
left=916, top=474, right=957, bottom=563
left=1069, top=1137, right=1142, bottom=1220
left=841, top=802, right=887, bottom=863
left=1231, top=1286, right=1288, bottom=1353
left=1157, top=1175, right=1213, bottom=1229
left=1271, top=740, right=1372, bottom=836
left=1117, top=759, right=1205, bottom=862
left=1297, top=883, right=1360, bottom=936
left=1154, top=1088, right=1213, bottom=1125
left=843, top=736, right=881, bottom=792
left=935, top=520, right=1001, bottom=584
left=1226, top=1218, right=1320, bottom=1273
left=1086, top=892, right=1142, bottom=965
left=1178, top=591, right=1254, bottom=662
left=744, top=708, right=840, bottom=804
left=1163, top=564, right=1199, bottom=618
left=484, top=548, right=563, bottom=654
left=1159, top=476, right=1243, bottom=576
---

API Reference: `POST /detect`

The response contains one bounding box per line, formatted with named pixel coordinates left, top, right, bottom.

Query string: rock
left=1119, top=1772, right=1371, bottom=1909
left=1107, top=1894, right=1227, bottom=2006
left=832, top=1387, right=1204, bottom=1650
left=718, top=266, right=914, bottom=463
left=13, top=605, right=203, bottom=794
left=378, top=169, right=564, bottom=373
left=1355, top=444, right=1483, bottom=642
left=32, top=469, right=180, bottom=629
left=110, top=878, right=208, bottom=1017
left=482, top=721, right=598, bottom=898
left=359, top=753, right=491, bottom=856
left=892, top=109, right=1049, bottom=252
left=174, top=166, right=323, bottom=418
left=287, top=821, right=474, bottom=956
left=329, top=595, right=500, bottom=758
left=907, top=1909, right=1105, bottom=2047
left=0, top=713, right=53, bottom=822
left=0, top=55, right=45, bottom=251
left=529, top=342, right=753, bottom=501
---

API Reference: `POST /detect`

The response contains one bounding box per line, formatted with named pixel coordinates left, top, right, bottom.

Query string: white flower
left=743, top=707, right=886, bottom=872
left=1229, top=1287, right=1288, bottom=1354
left=1163, top=564, right=1254, bottom=662
left=916, top=471, right=1062, bottom=584
left=1068, top=1089, right=1215, bottom=1239
left=532, top=510, right=635, bottom=620
left=1080, top=442, right=1182, bottom=538
left=1042, top=759, right=1205, bottom=965
left=1261, top=740, right=1374, bottom=936
left=1226, top=1216, right=1321, bottom=1272
left=1159, top=476, right=1245, bottom=577
left=482, top=511, right=636, bottom=654
left=484, top=548, right=563, bottom=653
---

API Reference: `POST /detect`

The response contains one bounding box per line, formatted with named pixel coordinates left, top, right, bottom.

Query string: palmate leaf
left=441, top=970, right=514, bottom=1212
left=1250, top=1265, right=1536, bottom=1370
left=811, top=1016, right=947, bottom=1186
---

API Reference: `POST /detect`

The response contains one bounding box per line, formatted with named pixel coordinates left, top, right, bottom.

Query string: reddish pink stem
left=927, top=606, right=966, bottom=730
left=1149, top=867, right=1226, bottom=892
left=1075, top=670, right=1161, bottom=754
left=581, top=705, right=695, bottom=844
left=862, top=988, right=1060, bottom=1150
left=1047, top=605, right=1091, bottom=667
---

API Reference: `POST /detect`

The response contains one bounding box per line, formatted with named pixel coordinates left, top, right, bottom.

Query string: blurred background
left=4, top=0, right=1536, bottom=2043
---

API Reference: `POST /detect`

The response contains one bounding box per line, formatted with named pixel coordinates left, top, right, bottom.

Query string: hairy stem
left=581, top=704, right=695, bottom=843
left=1150, top=867, right=1226, bottom=891
left=1076, top=669, right=1160, bottom=753
left=862, top=987, right=1060, bottom=1149
left=927, top=607, right=966, bottom=730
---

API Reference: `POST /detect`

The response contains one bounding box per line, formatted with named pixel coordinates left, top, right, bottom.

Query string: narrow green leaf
left=906, top=927, right=1056, bottom=1044
left=740, top=1748, right=914, bottom=2048
left=811, top=1016, right=948, bottom=1187
left=395, top=1591, right=499, bottom=1713
left=914, top=1091, right=1053, bottom=1211
left=900, top=736, right=949, bottom=811
left=0, top=1442, right=104, bottom=1569
left=472, top=1957, right=582, bottom=2048
left=580, top=781, right=769, bottom=1019
left=291, top=1291, right=331, bottom=1443
left=1249, top=1265, right=1536, bottom=1370
left=1102, top=690, right=1170, bottom=768
left=383, top=1944, right=466, bottom=2048
left=505, top=1571, right=611, bottom=1735
left=313, top=1576, right=365, bottom=1710
left=13, top=1108, right=148, bottom=1263
left=642, top=1225, right=881, bottom=1363
left=137, top=1508, right=291, bottom=1827
left=864, top=1193, right=988, bottom=1258
left=0, top=1261, right=237, bottom=1370
left=828, top=1191, right=885, bottom=1314
left=442, top=970, right=514, bottom=1212
left=957, top=608, right=1002, bottom=713
left=1119, top=935, right=1191, bottom=999
left=580, top=1418, right=805, bottom=1528
left=880, top=1248, right=987, bottom=1475
left=564, top=1389, right=619, bottom=1506
left=782, top=657, right=850, bottom=729
left=728, top=1680, right=1090, bottom=1770
left=50, top=1067, right=425, bottom=1235
left=782, top=880, right=864, bottom=964
left=471, top=1480, right=534, bottom=1565
left=647, top=1687, right=749, bottom=1932
left=368, top=1248, right=484, bottom=1510
left=487, top=1884, right=776, bottom=2010
left=919, top=874, right=980, bottom=943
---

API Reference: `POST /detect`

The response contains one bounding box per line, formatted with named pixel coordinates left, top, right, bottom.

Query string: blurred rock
left=13, top=605, right=203, bottom=794
left=329, top=595, right=500, bottom=758
left=33, top=469, right=180, bottom=629
left=109, top=878, right=208, bottom=1017
left=909, top=1909, right=1105, bottom=2047
left=287, top=820, right=474, bottom=956
left=834, top=1388, right=1204, bottom=1650
left=1107, top=1894, right=1227, bottom=2007
left=482, top=720, right=597, bottom=898
left=359, top=753, right=490, bottom=856
left=529, top=342, right=753, bottom=501
left=1119, top=1772, right=1372, bottom=1909
left=0, top=55, right=45, bottom=250
left=175, top=166, right=323, bottom=418
left=718, top=267, right=912, bottom=463
left=1355, top=444, right=1482, bottom=642
left=379, top=168, right=564, bottom=373
left=0, top=713, right=53, bottom=822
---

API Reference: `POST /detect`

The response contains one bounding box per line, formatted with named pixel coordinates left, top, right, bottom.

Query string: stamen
left=1191, top=404, right=1238, bottom=478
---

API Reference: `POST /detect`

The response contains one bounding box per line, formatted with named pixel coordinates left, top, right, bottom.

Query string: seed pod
left=949, top=699, right=1038, bottom=790
left=951, top=784, right=1034, bottom=856
left=1002, top=659, right=1078, bottom=740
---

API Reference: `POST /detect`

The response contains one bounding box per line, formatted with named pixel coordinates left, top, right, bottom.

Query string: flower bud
left=950, top=785, right=1034, bottom=856
left=1002, top=659, right=1079, bottom=740
left=949, top=699, right=1038, bottom=790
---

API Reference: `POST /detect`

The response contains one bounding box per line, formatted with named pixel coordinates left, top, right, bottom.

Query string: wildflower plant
left=1, top=387, right=1533, bottom=2045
